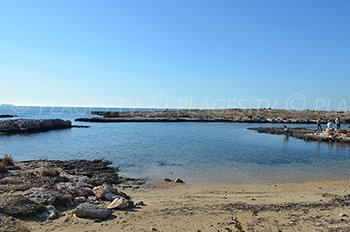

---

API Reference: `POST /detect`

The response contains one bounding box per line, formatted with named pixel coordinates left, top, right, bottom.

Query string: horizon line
left=1, top=103, right=349, bottom=113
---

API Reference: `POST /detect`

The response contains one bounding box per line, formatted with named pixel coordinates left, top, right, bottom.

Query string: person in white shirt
left=327, top=120, right=333, bottom=129
left=335, top=117, right=341, bottom=129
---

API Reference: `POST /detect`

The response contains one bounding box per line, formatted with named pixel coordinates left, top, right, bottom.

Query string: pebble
left=174, top=178, right=184, bottom=184
left=136, top=201, right=145, bottom=206
left=339, top=213, right=348, bottom=217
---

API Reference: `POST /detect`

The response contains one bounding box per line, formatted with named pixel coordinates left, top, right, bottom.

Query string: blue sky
left=0, top=0, right=349, bottom=110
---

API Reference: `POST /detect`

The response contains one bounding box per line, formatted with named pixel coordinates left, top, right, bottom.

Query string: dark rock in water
left=75, top=203, right=112, bottom=220
left=0, top=119, right=72, bottom=134
left=164, top=178, right=173, bottom=182
left=0, top=114, right=17, bottom=118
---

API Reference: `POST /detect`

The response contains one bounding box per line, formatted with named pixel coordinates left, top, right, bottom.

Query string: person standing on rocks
left=317, top=119, right=323, bottom=131
left=335, top=117, right=342, bottom=129
left=327, top=120, right=333, bottom=130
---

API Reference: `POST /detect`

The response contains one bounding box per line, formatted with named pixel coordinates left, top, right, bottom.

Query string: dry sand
left=24, top=179, right=350, bottom=232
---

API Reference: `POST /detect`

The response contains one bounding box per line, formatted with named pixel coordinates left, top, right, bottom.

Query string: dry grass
left=1, top=155, right=14, bottom=167
left=42, top=167, right=61, bottom=177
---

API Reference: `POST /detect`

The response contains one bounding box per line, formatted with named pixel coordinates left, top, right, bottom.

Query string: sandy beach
left=25, top=179, right=350, bottom=232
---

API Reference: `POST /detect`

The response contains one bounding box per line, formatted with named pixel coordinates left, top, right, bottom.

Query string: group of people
left=317, top=117, right=342, bottom=131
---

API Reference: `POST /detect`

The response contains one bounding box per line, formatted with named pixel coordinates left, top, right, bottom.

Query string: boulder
left=92, top=184, right=116, bottom=200
left=107, top=197, right=134, bottom=210
left=74, top=203, right=111, bottom=220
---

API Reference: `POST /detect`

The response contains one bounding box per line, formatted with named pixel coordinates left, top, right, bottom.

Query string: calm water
left=1, top=105, right=350, bottom=184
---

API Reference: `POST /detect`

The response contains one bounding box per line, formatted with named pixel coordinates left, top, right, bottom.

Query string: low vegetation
left=42, top=167, right=61, bottom=177
left=0, top=155, right=15, bottom=167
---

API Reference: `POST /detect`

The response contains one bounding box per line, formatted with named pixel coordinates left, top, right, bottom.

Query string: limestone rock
left=92, top=184, right=117, bottom=200
left=0, top=119, right=72, bottom=134
left=107, top=197, right=134, bottom=210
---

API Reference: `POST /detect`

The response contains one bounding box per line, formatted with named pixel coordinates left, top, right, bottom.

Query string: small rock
left=74, top=196, right=86, bottom=205
left=75, top=203, right=111, bottom=220
left=105, top=193, right=119, bottom=201
left=107, top=197, right=134, bottom=210
left=92, top=186, right=106, bottom=200
left=103, top=184, right=116, bottom=194
left=92, top=184, right=117, bottom=200
left=164, top=178, right=172, bottom=182
left=150, top=227, right=157, bottom=231
left=136, top=201, right=145, bottom=206
left=174, top=178, right=184, bottom=184
left=46, top=205, right=60, bottom=220
left=340, top=213, right=348, bottom=217
left=47, top=196, right=57, bottom=205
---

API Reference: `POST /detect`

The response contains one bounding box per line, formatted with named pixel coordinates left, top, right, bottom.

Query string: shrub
left=42, top=167, right=61, bottom=177
left=1, top=154, right=14, bottom=167
left=0, top=163, right=8, bottom=173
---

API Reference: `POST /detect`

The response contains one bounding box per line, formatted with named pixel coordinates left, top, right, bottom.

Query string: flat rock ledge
left=248, top=127, right=350, bottom=143
left=0, top=119, right=72, bottom=134
left=0, top=114, right=17, bottom=118
left=75, top=109, right=350, bottom=124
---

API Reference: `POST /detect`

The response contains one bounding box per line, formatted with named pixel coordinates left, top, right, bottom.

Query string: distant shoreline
left=75, top=108, right=350, bottom=124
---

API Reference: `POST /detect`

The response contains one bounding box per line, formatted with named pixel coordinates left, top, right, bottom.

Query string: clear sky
left=0, top=0, right=349, bottom=110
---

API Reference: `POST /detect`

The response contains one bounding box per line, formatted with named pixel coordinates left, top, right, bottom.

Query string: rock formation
left=0, top=119, right=72, bottom=134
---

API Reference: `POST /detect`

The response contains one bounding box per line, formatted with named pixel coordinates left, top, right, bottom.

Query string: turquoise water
left=1, top=106, right=350, bottom=184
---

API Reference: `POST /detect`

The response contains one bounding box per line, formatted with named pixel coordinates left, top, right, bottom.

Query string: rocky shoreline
left=248, top=127, right=350, bottom=143
left=0, top=119, right=72, bottom=135
left=75, top=109, right=350, bottom=124
left=1, top=156, right=350, bottom=231
left=0, top=156, right=144, bottom=230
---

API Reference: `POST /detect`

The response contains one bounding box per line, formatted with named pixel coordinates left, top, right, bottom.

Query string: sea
left=1, top=105, right=350, bottom=184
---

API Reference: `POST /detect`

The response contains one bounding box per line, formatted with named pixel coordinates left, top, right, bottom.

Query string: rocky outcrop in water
left=248, top=127, right=350, bottom=143
left=75, top=109, right=350, bottom=124
left=0, top=119, right=72, bottom=134
left=0, top=114, right=17, bottom=118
